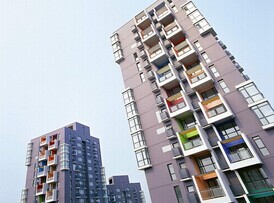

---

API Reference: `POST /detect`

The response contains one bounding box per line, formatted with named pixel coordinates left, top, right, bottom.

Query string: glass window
left=140, top=73, right=146, bottom=83
left=136, top=62, right=142, bottom=71
left=122, top=89, right=134, bottom=104
left=195, top=19, right=211, bottom=34
left=253, top=136, right=270, bottom=156
left=201, top=88, right=218, bottom=100
left=135, top=148, right=151, bottom=168
left=218, top=79, right=230, bottom=93
left=112, top=42, right=121, bottom=53
left=251, top=102, right=274, bottom=126
left=114, top=50, right=123, bottom=61
left=194, top=41, right=203, bottom=51
left=110, top=33, right=119, bottom=44
left=217, top=121, right=241, bottom=140
left=196, top=154, right=216, bottom=173
left=125, top=102, right=138, bottom=118
left=167, top=164, right=177, bottom=181
left=209, top=65, right=220, bottom=77
left=187, top=185, right=195, bottom=193
left=180, top=115, right=197, bottom=130
left=171, top=5, right=178, bottom=13
left=133, top=53, right=139, bottom=61
left=128, top=116, right=142, bottom=133
left=174, top=186, right=184, bottom=203
left=182, top=2, right=196, bottom=15
left=207, top=104, right=227, bottom=118
left=201, top=52, right=211, bottom=63
left=238, top=82, right=264, bottom=104
left=188, top=10, right=203, bottom=23
left=131, top=131, right=146, bottom=149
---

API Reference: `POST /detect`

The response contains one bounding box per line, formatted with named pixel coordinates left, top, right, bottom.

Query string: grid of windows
left=188, top=10, right=203, bottom=23
left=135, top=148, right=151, bottom=168
left=173, top=186, right=184, bottom=203
left=125, top=102, right=138, bottom=118
left=201, top=52, right=211, bottom=63
left=218, top=79, right=230, bottom=93
left=251, top=102, right=274, bottom=126
left=182, top=2, right=196, bottom=15
left=114, top=50, right=123, bottom=61
left=196, top=154, right=216, bottom=174
left=209, top=65, right=220, bottom=77
left=253, top=136, right=270, bottom=156
left=167, top=164, right=177, bottom=181
left=112, top=42, right=121, bottom=53
left=110, top=33, right=119, bottom=44
left=131, top=131, right=146, bottom=149
left=194, top=41, right=203, bottom=51
left=122, top=89, right=134, bottom=104
left=128, top=116, right=142, bottom=133
left=195, top=19, right=211, bottom=34
left=217, top=121, right=241, bottom=140
left=238, top=82, right=264, bottom=104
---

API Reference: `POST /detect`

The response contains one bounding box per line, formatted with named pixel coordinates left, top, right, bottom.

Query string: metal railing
left=200, top=186, right=225, bottom=200
left=228, top=148, right=253, bottom=163
left=183, top=138, right=203, bottom=150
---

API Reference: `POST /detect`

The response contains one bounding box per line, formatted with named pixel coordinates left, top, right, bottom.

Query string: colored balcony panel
left=37, top=164, right=48, bottom=178
left=146, top=42, right=169, bottom=67
left=134, top=11, right=150, bottom=30
left=46, top=171, right=57, bottom=183
left=141, top=25, right=158, bottom=46
left=48, top=139, right=58, bottom=150
left=172, top=39, right=197, bottom=65
left=199, top=94, right=234, bottom=124
left=155, top=63, right=179, bottom=89
left=48, top=154, right=57, bottom=166
left=154, top=3, right=173, bottom=24
left=40, top=135, right=48, bottom=146
left=163, top=20, right=183, bottom=41
left=184, top=63, right=214, bottom=91
left=36, top=183, right=48, bottom=196
left=45, top=189, right=57, bottom=202
left=38, top=149, right=49, bottom=161
left=165, top=91, right=193, bottom=118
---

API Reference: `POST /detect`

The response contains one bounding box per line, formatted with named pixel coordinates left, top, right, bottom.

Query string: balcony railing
left=47, top=171, right=57, bottom=183
left=48, top=154, right=57, bottom=166
left=228, top=148, right=253, bottom=163
left=40, top=136, right=48, bottom=146
left=46, top=189, right=57, bottom=202
left=200, top=186, right=225, bottom=200
left=37, top=166, right=48, bottom=177
left=186, top=64, right=207, bottom=84
left=163, top=21, right=180, bottom=37
left=39, top=150, right=49, bottom=161
left=48, top=140, right=58, bottom=150
left=166, top=92, right=186, bottom=113
left=183, top=137, right=203, bottom=150
left=135, top=11, right=147, bottom=24
left=148, top=43, right=163, bottom=59
left=179, top=168, right=191, bottom=180
left=172, top=147, right=183, bottom=159
left=173, top=40, right=191, bottom=57
left=157, top=65, right=173, bottom=83
left=160, top=111, right=170, bottom=122
left=141, top=26, right=154, bottom=40
left=155, top=4, right=170, bottom=20
left=36, top=183, right=47, bottom=195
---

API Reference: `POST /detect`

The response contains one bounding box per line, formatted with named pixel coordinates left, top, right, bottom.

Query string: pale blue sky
left=0, top=1, right=273, bottom=202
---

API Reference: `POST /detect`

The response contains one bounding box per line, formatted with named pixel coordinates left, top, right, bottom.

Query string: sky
left=0, top=1, right=273, bottom=202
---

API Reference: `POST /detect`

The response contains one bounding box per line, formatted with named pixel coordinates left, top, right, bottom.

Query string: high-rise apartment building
left=106, top=175, right=146, bottom=203
left=110, top=0, right=274, bottom=203
left=21, top=122, right=108, bottom=203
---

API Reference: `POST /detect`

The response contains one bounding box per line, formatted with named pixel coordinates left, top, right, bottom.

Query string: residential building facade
left=21, top=122, right=108, bottom=203
left=111, top=0, right=274, bottom=203
left=107, top=175, right=145, bottom=203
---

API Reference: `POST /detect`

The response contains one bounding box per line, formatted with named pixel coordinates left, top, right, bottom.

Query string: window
left=218, top=80, right=230, bottom=93
left=114, top=50, right=123, bottom=61
left=194, top=41, right=203, bottom=51
left=110, top=33, right=119, bottom=44
left=238, top=82, right=264, bottom=104
left=167, top=164, right=177, bottom=181
left=207, top=104, right=227, bottom=118
left=251, top=102, right=274, bottom=126
left=174, top=186, right=184, bottom=203
left=201, top=52, right=211, bottom=63
left=112, top=42, right=121, bottom=53
left=136, top=62, right=142, bottom=71
left=125, top=102, right=138, bottom=118
left=180, top=115, right=197, bottom=129
left=140, top=73, right=146, bottom=83
left=171, top=5, right=178, bottom=12
left=239, top=167, right=272, bottom=193
left=196, top=154, right=216, bottom=173
left=135, top=148, right=151, bottom=168
left=195, top=19, right=211, bottom=34
left=209, top=65, right=220, bottom=77
left=128, top=116, right=142, bottom=133
left=201, top=88, right=218, bottom=100
left=187, top=185, right=195, bottom=193
left=217, top=121, right=241, bottom=140
left=122, top=89, right=134, bottom=104
left=182, top=2, right=196, bottom=15
left=253, top=136, right=270, bottom=156
left=188, top=10, right=203, bottom=23
left=131, top=131, right=146, bottom=149
left=133, top=53, right=139, bottom=61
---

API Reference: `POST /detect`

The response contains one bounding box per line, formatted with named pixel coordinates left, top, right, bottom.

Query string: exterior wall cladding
left=111, top=0, right=274, bottom=203
left=21, top=122, right=108, bottom=203
left=106, top=175, right=145, bottom=203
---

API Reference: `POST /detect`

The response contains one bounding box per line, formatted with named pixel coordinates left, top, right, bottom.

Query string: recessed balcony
left=150, top=82, right=159, bottom=93
left=146, top=42, right=169, bottom=67
left=134, top=11, right=150, bottom=30
left=165, top=91, right=193, bottom=118
left=172, top=147, right=184, bottom=159
left=177, top=125, right=211, bottom=156
left=46, top=171, right=58, bottom=183
left=184, top=63, right=214, bottom=91
left=48, top=139, right=58, bottom=151
left=154, top=3, right=173, bottom=24
left=48, top=154, right=57, bottom=166
left=36, top=183, right=48, bottom=196
left=179, top=168, right=191, bottom=181
left=46, top=189, right=57, bottom=202
left=172, top=39, right=197, bottom=65
left=40, top=136, right=49, bottom=146
left=155, top=96, right=165, bottom=107
left=218, top=134, right=262, bottom=170
left=159, top=111, right=170, bottom=123
left=163, top=20, right=183, bottom=41
left=199, top=94, right=234, bottom=124
left=146, top=70, right=155, bottom=80
left=37, top=165, right=48, bottom=178
left=141, top=25, right=158, bottom=46
left=166, top=127, right=176, bottom=139
left=155, top=63, right=179, bottom=89
left=39, top=150, right=49, bottom=161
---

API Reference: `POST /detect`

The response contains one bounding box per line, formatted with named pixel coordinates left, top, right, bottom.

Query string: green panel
left=179, top=134, right=187, bottom=144
left=249, top=190, right=274, bottom=199
left=185, top=129, right=199, bottom=138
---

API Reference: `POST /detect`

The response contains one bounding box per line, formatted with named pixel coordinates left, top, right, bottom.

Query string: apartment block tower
left=110, top=0, right=274, bottom=203
left=106, top=175, right=146, bottom=203
left=21, top=122, right=108, bottom=203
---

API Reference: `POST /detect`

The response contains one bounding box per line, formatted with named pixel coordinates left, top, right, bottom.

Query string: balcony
left=36, top=183, right=47, bottom=196
left=154, top=3, right=173, bottom=24
left=46, top=189, right=57, bottom=202
left=156, top=96, right=165, bottom=107
left=48, top=140, right=58, bottom=150
left=143, top=60, right=150, bottom=69
left=146, top=70, right=155, bottom=80
left=172, top=39, right=197, bottom=65
left=39, top=150, right=49, bottom=161
left=134, top=11, right=150, bottom=30
left=146, top=42, right=168, bottom=66
left=48, top=154, right=57, bottom=166
left=141, top=25, right=158, bottom=46
left=46, top=171, right=58, bottom=183
left=140, top=50, right=147, bottom=59
left=155, top=63, right=179, bottom=89
left=160, top=111, right=170, bottom=123
left=177, top=125, right=210, bottom=156
left=166, top=127, right=176, bottom=139
left=165, top=91, right=193, bottom=118
left=218, top=134, right=262, bottom=170
left=136, top=41, right=144, bottom=49
left=40, top=136, right=48, bottom=146
left=163, top=20, right=183, bottom=41
left=172, top=147, right=184, bottom=159
left=199, top=94, right=234, bottom=124
left=179, top=168, right=191, bottom=181
left=37, top=165, right=48, bottom=177
left=184, top=63, right=214, bottom=91
left=150, top=82, right=159, bottom=93
left=200, top=186, right=225, bottom=200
